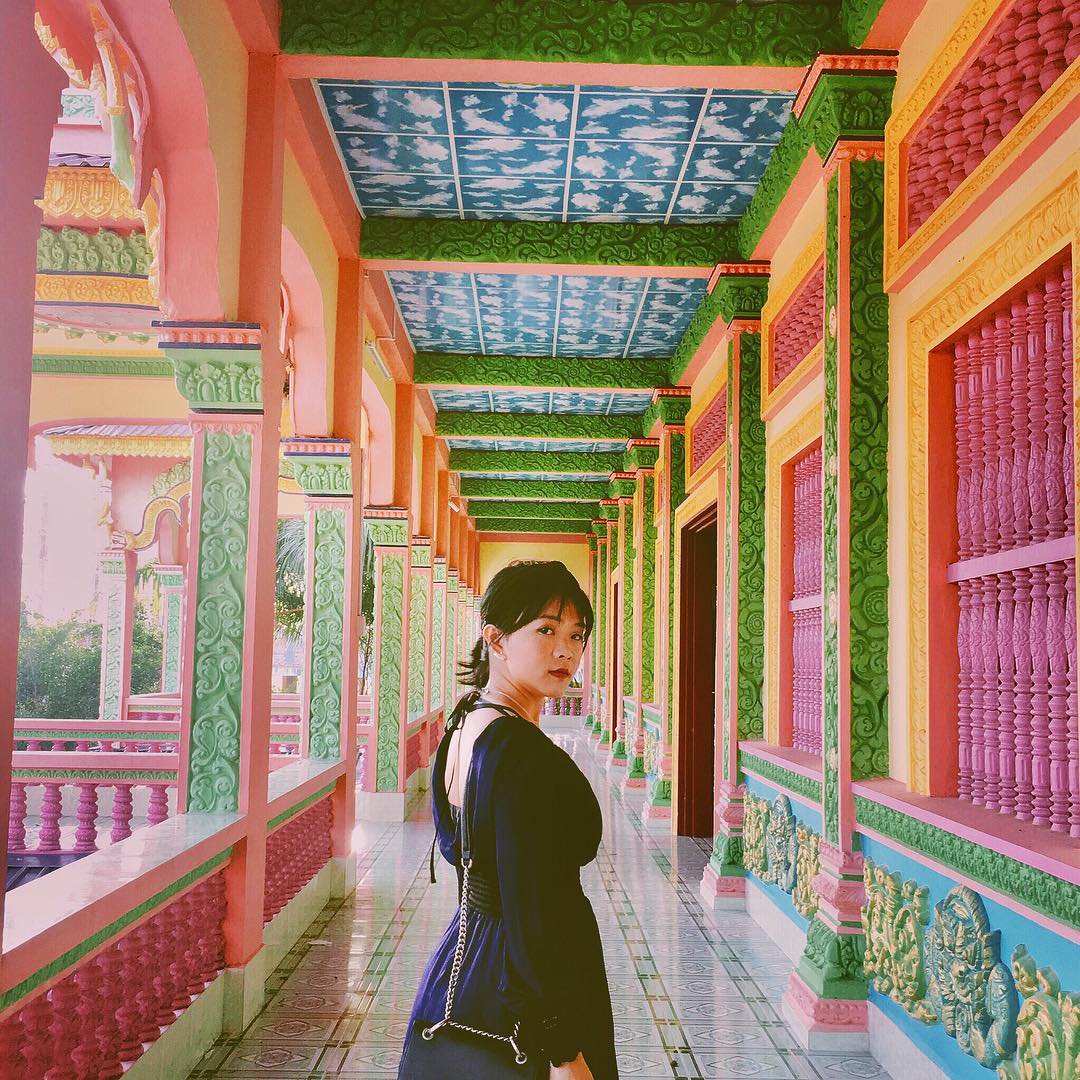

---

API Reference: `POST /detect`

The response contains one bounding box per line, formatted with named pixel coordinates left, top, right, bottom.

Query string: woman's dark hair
left=459, top=560, right=594, bottom=688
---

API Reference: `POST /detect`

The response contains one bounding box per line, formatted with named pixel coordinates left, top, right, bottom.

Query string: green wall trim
left=853, top=796, right=1080, bottom=931
left=359, top=217, right=736, bottom=268
left=436, top=412, right=641, bottom=440
left=449, top=449, right=623, bottom=474
left=162, top=347, right=263, bottom=411
left=283, top=0, right=847, bottom=66
left=0, top=848, right=231, bottom=1014
left=415, top=352, right=671, bottom=391
left=461, top=478, right=611, bottom=501
left=268, top=782, right=337, bottom=830
left=466, top=500, right=600, bottom=520
left=842, top=0, right=889, bottom=47
left=738, top=750, right=823, bottom=804
left=11, top=769, right=176, bottom=781
left=32, top=354, right=175, bottom=378
left=38, top=225, right=151, bottom=275
left=474, top=519, right=592, bottom=534
left=643, top=394, right=692, bottom=434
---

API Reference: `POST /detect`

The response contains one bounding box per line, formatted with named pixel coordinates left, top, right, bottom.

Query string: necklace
left=482, top=686, right=539, bottom=724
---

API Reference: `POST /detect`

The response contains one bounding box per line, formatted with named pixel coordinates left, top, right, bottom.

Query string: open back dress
left=400, top=694, right=618, bottom=1078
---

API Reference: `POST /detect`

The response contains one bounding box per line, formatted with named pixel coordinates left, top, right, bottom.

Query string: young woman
left=399, top=561, right=617, bottom=1080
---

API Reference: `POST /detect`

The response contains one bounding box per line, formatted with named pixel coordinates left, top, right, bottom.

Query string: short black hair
left=458, top=560, right=593, bottom=688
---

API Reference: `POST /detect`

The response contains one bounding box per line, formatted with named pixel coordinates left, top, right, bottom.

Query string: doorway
left=676, top=505, right=718, bottom=837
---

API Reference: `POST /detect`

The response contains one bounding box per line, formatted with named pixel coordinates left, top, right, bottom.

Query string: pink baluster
left=133, top=923, right=163, bottom=1045
left=179, top=890, right=205, bottom=999
left=958, top=580, right=975, bottom=801
left=46, top=973, right=80, bottom=1080
left=37, top=783, right=63, bottom=853
left=1030, top=563, right=1053, bottom=825
left=1065, top=0, right=1080, bottom=65
left=1037, top=1, right=1069, bottom=92
left=955, top=340, right=974, bottom=557
left=73, top=783, right=98, bottom=853
left=167, top=899, right=193, bottom=1011
left=1047, top=560, right=1071, bottom=831
left=1037, top=281, right=1068, bottom=541
left=72, top=959, right=103, bottom=1080
left=151, top=912, right=179, bottom=1026
left=1065, top=562, right=1079, bottom=837
left=0, top=1012, right=29, bottom=1080
left=1060, top=264, right=1074, bottom=528
left=1027, top=291, right=1050, bottom=543
left=1009, top=300, right=1034, bottom=545
left=116, top=931, right=147, bottom=1061
left=147, top=785, right=169, bottom=827
left=967, top=330, right=988, bottom=555
left=95, top=948, right=125, bottom=1079
left=110, top=785, right=133, bottom=844
left=994, top=310, right=1016, bottom=546
left=9, top=781, right=27, bottom=853
left=1013, top=567, right=1036, bottom=819
left=969, top=577, right=989, bottom=804
left=1015, top=3, right=1048, bottom=114
left=996, top=570, right=1019, bottom=817
left=981, top=575, right=1001, bottom=810
left=20, top=993, right=54, bottom=1078
left=980, top=322, right=1002, bottom=555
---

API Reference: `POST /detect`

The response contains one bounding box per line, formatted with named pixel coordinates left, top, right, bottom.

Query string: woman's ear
left=482, top=623, right=505, bottom=660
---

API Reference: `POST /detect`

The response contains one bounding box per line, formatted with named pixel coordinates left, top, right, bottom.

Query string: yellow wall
left=479, top=540, right=590, bottom=593
left=171, top=0, right=248, bottom=321
left=30, top=374, right=187, bottom=426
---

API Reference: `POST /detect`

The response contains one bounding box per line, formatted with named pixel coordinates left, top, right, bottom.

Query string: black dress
left=400, top=695, right=618, bottom=1078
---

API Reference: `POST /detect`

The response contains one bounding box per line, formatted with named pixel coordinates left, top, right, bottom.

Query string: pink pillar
left=97, top=548, right=137, bottom=724
left=0, top=5, right=67, bottom=940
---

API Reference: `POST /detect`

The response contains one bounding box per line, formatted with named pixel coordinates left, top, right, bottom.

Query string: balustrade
left=906, top=0, right=1080, bottom=234
left=0, top=870, right=226, bottom=1073
left=950, top=259, right=1077, bottom=833
left=789, top=446, right=823, bottom=755
left=541, top=692, right=583, bottom=716
left=263, top=796, right=334, bottom=923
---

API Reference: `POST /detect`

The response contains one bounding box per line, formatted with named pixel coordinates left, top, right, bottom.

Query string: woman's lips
left=549, top=668, right=571, bottom=678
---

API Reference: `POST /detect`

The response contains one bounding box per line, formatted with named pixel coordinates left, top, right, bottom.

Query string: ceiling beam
left=436, top=412, right=640, bottom=441
left=474, top=518, right=593, bottom=535
left=449, top=449, right=622, bottom=475
left=359, top=219, right=735, bottom=270
left=467, top=501, right=600, bottom=520
left=415, top=354, right=670, bottom=391
left=460, top=478, right=611, bottom=501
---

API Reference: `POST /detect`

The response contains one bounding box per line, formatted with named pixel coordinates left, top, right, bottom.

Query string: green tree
left=276, top=517, right=307, bottom=642
left=130, top=602, right=163, bottom=695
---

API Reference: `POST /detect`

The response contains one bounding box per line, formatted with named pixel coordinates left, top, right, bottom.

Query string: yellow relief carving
left=48, top=435, right=192, bottom=460
left=760, top=228, right=824, bottom=420
left=884, top=0, right=1080, bottom=287
left=37, top=167, right=141, bottom=224
left=124, top=495, right=183, bottom=551
left=765, top=400, right=822, bottom=744
left=998, top=945, right=1080, bottom=1080
left=861, top=857, right=932, bottom=1019
left=35, top=273, right=156, bottom=308
left=792, top=822, right=820, bottom=919
left=742, top=791, right=770, bottom=878
left=906, top=174, right=1080, bottom=792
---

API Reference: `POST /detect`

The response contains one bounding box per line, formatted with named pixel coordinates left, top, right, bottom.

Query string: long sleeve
left=492, top=745, right=585, bottom=1065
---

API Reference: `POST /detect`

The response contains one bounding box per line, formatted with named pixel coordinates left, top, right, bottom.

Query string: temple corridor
left=187, top=718, right=891, bottom=1080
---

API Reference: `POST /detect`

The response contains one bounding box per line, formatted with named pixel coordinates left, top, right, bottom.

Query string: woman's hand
left=550, top=1053, right=594, bottom=1080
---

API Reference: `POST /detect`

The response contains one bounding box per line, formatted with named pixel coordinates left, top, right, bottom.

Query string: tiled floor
left=188, top=720, right=891, bottom=1078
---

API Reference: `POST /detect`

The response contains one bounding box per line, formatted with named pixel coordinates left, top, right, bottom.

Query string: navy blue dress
left=401, top=695, right=618, bottom=1078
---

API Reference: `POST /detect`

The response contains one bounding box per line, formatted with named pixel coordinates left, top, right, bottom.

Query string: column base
left=222, top=949, right=270, bottom=1034
left=640, top=801, right=671, bottom=824
left=330, top=853, right=358, bottom=898
left=620, top=774, right=646, bottom=790
left=699, top=863, right=746, bottom=909
left=782, top=972, right=869, bottom=1051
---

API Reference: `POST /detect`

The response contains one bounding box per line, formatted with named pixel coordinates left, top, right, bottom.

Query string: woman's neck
left=481, top=675, right=542, bottom=725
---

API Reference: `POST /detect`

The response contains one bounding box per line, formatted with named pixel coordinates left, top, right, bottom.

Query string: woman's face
left=489, top=599, right=587, bottom=697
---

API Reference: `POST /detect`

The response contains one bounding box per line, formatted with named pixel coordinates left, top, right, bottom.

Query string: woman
left=399, top=560, right=617, bottom=1080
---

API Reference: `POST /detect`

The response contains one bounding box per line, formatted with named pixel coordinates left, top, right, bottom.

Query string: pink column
left=0, top=4, right=68, bottom=940
left=97, top=548, right=137, bottom=724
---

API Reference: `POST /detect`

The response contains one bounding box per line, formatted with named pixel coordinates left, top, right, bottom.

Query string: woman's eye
left=537, top=626, right=552, bottom=634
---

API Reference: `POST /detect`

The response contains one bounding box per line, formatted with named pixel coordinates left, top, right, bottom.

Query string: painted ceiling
left=386, top=270, right=706, bottom=357
left=446, top=438, right=627, bottom=453
left=459, top=471, right=613, bottom=482
left=317, top=81, right=793, bottom=223
left=429, top=389, right=653, bottom=414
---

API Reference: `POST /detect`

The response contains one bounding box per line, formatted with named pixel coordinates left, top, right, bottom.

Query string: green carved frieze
left=796, top=916, right=867, bottom=1000
left=643, top=393, right=692, bottom=434
left=738, top=749, right=822, bottom=804
left=307, top=507, right=347, bottom=760
left=360, top=217, right=735, bottom=268
left=407, top=570, right=429, bottom=717
left=187, top=430, right=251, bottom=813
left=466, top=500, right=600, bottom=520
left=32, top=354, right=174, bottom=378
left=461, top=477, right=610, bottom=501
left=376, top=552, right=406, bottom=791
left=450, top=449, right=623, bottom=475
left=290, top=455, right=353, bottom=497
left=475, top=518, right=591, bottom=535
left=163, top=347, right=263, bottom=412
left=640, top=473, right=657, bottom=703
left=431, top=584, right=445, bottom=712
left=37, top=225, right=151, bottom=276
left=282, top=0, right=847, bottom=66
left=437, top=411, right=640, bottom=441
left=415, top=352, right=670, bottom=391
left=365, top=516, right=409, bottom=547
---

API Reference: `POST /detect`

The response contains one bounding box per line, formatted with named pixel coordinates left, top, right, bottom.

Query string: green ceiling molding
left=467, top=500, right=600, bottom=520
left=643, top=393, right=692, bottom=432
left=737, top=71, right=895, bottom=257
left=460, top=478, right=611, bottom=501
left=449, top=449, right=623, bottom=474
left=611, top=477, right=636, bottom=498
left=282, top=0, right=846, bottom=66
left=415, top=353, right=671, bottom=391
left=842, top=0, right=889, bottom=46
left=600, top=504, right=620, bottom=520
left=669, top=274, right=769, bottom=384
left=475, top=518, right=592, bottom=535
left=360, top=218, right=737, bottom=268
left=624, top=443, right=660, bottom=471
left=32, top=354, right=174, bottom=378
left=437, top=412, right=641, bottom=441
left=37, top=225, right=151, bottom=276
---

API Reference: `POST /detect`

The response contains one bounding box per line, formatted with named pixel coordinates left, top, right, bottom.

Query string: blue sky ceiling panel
left=386, top=270, right=706, bottom=358
left=460, top=471, right=613, bottom=482
left=317, top=80, right=793, bottom=223
left=428, top=389, right=654, bottom=414
left=446, top=438, right=628, bottom=453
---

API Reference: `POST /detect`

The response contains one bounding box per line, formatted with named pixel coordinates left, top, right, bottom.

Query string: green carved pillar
left=624, top=442, right=659, bottom=789
left=158, top=322, right=273, bottom=815
left=702, top=328, right=765, bottom=906
left=785, top=147, right=890, bottom=1051
left=599, top=503, right=619, bottom=747
left=445, top=569, right=459, bottom=714
left=154, top=565, right=184, bottom=695
left=590, top=526, right=608, bottom=737
left=650, top=391, right=691, bottom=818
left=584, top=534, right=597, bottom=727
left=457, top=584, right=472, bottom=700
left=285, top=439, right=357, bottom=762
left=363, top=509, right=413, bottom=819
left=407, top=538, right=433, bottom=720
left=431, top=557, right=447, bottom=719
left=97, top=548, right=135, bottom=723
